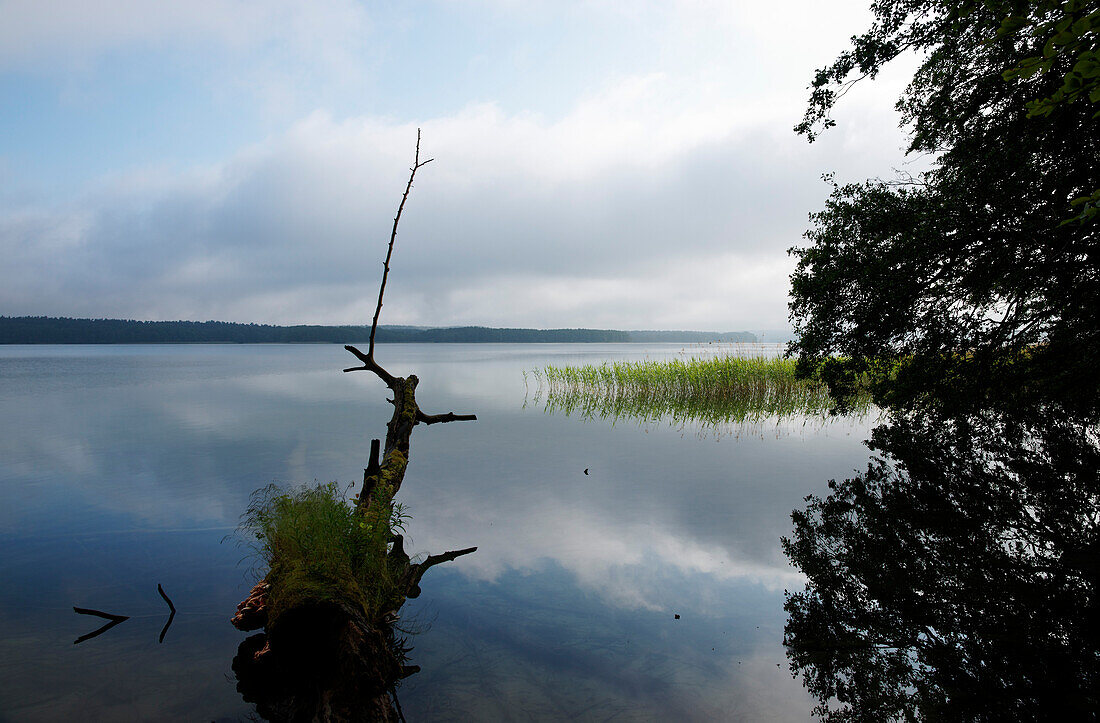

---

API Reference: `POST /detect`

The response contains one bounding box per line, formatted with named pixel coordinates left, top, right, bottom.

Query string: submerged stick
left=158, top=610, right=176, bottom=644
left=157, top=583, right=176, bottom=613
left=157, top=584, right=177, bottom=643
left=73, top=607, right=128, bottom=622
left=74, top=618, right=127, bottom=645
left=73, top=607, right=129, bottom=645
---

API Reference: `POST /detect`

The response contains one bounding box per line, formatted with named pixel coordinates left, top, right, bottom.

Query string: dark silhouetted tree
left=788, top=0, right=1100, bottom=417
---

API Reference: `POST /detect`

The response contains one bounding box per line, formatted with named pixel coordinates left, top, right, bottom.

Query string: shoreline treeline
left=0, top=316, right=757, bottom=345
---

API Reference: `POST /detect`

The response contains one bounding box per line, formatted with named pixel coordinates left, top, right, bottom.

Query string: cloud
left=0, top=0, right=372, bottom=68
left=0, top=67, right=913, bottom=329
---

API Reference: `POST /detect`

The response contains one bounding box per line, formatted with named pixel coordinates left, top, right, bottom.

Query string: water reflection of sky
left=0, top=344, right=875, bottom=721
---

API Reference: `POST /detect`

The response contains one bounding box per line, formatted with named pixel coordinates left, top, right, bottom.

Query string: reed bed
left=528, top=350, right=871, bottom=431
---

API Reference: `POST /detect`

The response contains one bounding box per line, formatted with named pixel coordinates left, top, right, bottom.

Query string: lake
left=0, top=343, right=876, bottom=721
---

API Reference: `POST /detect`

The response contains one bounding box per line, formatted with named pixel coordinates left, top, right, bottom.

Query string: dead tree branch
left=405, top=547, right=478, bottom=598
left=386, top=535, right=477, bottom=599
left=341, top=129, right=475, bottom=509
left=368, top=128, right=433, bottom=361
left=231, top=131, right=477, bottom=719
left=342, top=343, right=397, bottom=386
left=416, top=409, right=478, bottom=425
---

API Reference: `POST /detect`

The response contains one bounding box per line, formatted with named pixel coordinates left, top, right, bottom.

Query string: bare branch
left=342, top=344, right=398, bottom=387
left=415, top=409, right=478, bottom=425
left=368, top=128, right=431, bottom=359
left=419, top=547, right=478, bottom=569
left=405, top=546, right=478, bottom=598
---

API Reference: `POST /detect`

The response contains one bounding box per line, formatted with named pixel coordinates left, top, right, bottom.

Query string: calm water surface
left=0, top=344, right=875, bottom=721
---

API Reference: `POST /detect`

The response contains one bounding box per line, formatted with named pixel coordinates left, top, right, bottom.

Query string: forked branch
left=343, top=343, right=397, bottom=387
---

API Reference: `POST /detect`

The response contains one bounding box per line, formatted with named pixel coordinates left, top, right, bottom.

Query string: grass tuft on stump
left=241, top=482, right=409, bottom=626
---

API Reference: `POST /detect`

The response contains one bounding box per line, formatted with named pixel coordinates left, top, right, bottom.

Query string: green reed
left=529, top=350, right=871, bottom=430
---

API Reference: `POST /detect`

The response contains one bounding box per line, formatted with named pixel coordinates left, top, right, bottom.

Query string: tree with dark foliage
left=784, top=1, right=1100, bottom=720
left=788, top=0, right=1100, bottom=417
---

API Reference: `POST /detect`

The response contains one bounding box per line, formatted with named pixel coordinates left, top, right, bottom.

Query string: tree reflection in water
left=783, top=405, right=1100, bottom=720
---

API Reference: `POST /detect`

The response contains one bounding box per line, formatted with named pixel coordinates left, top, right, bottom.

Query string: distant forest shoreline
left=0, top=317, right=758, bottom=345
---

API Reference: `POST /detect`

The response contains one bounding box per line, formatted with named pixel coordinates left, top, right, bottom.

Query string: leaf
left=997, top=15, right=1030, bottom=37
left=1020, top=62, right=1047, bottom=79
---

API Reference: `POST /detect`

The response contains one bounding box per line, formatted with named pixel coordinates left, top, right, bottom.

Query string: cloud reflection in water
left=0, top=344, right=876, bottom=719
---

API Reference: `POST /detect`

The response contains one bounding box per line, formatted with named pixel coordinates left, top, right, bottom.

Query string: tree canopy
left=788, top=0, right=1100, bottom=417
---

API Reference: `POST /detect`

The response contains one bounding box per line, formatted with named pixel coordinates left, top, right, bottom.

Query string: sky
left=0, top=0, right=921, bottom=331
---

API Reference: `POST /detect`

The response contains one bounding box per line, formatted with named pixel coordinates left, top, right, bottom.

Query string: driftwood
left=232, top=130, right=478, bottom=722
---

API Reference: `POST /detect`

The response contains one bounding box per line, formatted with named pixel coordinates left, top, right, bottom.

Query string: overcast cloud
left=0, top=0, right=918, bottom=330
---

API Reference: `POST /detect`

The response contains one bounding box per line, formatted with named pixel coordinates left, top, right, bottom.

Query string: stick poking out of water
left=157, top=584, right=177, bottom=644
